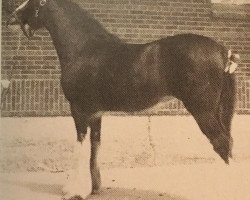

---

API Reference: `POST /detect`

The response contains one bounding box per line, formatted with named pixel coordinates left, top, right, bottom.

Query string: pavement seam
left=147, top=116, right=156, bottom=165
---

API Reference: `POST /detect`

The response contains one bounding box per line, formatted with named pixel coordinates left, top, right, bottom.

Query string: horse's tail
left=218, top=50, right=238, bottom=156
left=219, top=73, right=236, bottom=132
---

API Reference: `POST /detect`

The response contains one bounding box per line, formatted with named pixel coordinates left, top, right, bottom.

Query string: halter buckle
left=35, top=9, right=39, bottom=17
left=40, top=0, right=47, bottom=7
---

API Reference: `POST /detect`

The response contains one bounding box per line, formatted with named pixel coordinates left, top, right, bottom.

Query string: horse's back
left=160, top=34, right=227, bottom=70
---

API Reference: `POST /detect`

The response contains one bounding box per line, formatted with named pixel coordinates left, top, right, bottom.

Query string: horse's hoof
left=91, top=189, right=101, bottom=195
left=62, top=170, right=92, bottom=200
left=62, top=195, right=85, bottom=200
left=62, top=184, right=91, bottom=200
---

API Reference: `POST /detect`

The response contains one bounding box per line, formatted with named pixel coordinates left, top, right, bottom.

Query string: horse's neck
left=43, top=0, right=110, bottom=63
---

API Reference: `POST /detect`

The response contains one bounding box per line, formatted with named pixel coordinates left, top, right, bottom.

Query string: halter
left=35, top=0, right=47, bottom=18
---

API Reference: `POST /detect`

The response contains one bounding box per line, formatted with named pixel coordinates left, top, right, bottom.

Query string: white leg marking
left=63, top=135, right=91, bottom=199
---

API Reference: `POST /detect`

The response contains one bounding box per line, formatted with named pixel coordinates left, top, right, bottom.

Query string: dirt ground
left=0, top=115, right=250, bottom=200
left=1, top=161, right=250, bottom=200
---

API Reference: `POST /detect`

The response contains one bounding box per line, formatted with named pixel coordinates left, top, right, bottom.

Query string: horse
left=7, top=0, right=239, bottom=199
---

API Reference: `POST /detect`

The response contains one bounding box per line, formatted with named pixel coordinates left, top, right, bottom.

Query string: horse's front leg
left=63, top=104, right=92, bottom=200
left=90, top=119, right=102, bottom=194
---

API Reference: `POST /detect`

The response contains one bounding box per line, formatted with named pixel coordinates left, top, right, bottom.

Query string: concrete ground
left=1, top=115, right=250, bottom=199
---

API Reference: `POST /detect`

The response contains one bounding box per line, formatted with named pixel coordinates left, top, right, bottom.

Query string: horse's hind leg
left=184, top=101, right=231, bottom=164
left=90, top=119, right=102, bottom=194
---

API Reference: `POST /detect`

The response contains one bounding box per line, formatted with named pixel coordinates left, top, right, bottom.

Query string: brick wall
left=1, top=0, right=250, bottom=117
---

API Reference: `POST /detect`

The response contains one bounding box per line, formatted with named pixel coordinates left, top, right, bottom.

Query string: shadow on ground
left=1, top=178, right=187, bottom=200
left=1, top=178, right=63, bottom=195
left=89, top=188, right=187, bottom=200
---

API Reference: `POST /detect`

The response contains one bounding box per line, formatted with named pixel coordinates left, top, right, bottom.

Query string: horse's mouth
left=23, top=24, right=35, bottom=38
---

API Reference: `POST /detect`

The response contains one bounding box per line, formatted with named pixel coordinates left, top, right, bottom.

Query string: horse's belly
left=90, top=95, right=175, bottom=121
left=136, top=95, right=175, bottom=113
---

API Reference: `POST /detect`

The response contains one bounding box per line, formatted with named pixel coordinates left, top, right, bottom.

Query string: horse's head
left=6, top=0, right=48, bottom=39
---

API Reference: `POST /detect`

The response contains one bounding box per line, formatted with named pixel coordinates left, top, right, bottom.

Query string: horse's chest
left=61, top=64, right=99, bottom=101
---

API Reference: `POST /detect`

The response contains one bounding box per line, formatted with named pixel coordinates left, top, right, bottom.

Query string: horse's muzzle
left=6, top=12, right=34, bottom=39
left=22, top=24, right=35, bottom=39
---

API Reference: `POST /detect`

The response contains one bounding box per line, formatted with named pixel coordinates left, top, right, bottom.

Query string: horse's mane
left=55, top=0, right=120, bottom=41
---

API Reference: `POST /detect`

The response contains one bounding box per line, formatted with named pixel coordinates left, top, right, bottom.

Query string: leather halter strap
left=35, top=0, right=47, bottom=18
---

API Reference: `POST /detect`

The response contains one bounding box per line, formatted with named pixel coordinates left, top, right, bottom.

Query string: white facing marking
left=16, top=0, right=30, bottom=11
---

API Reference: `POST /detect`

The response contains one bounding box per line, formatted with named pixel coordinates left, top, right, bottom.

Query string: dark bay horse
left=7, top=0, right=239, bottom=199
